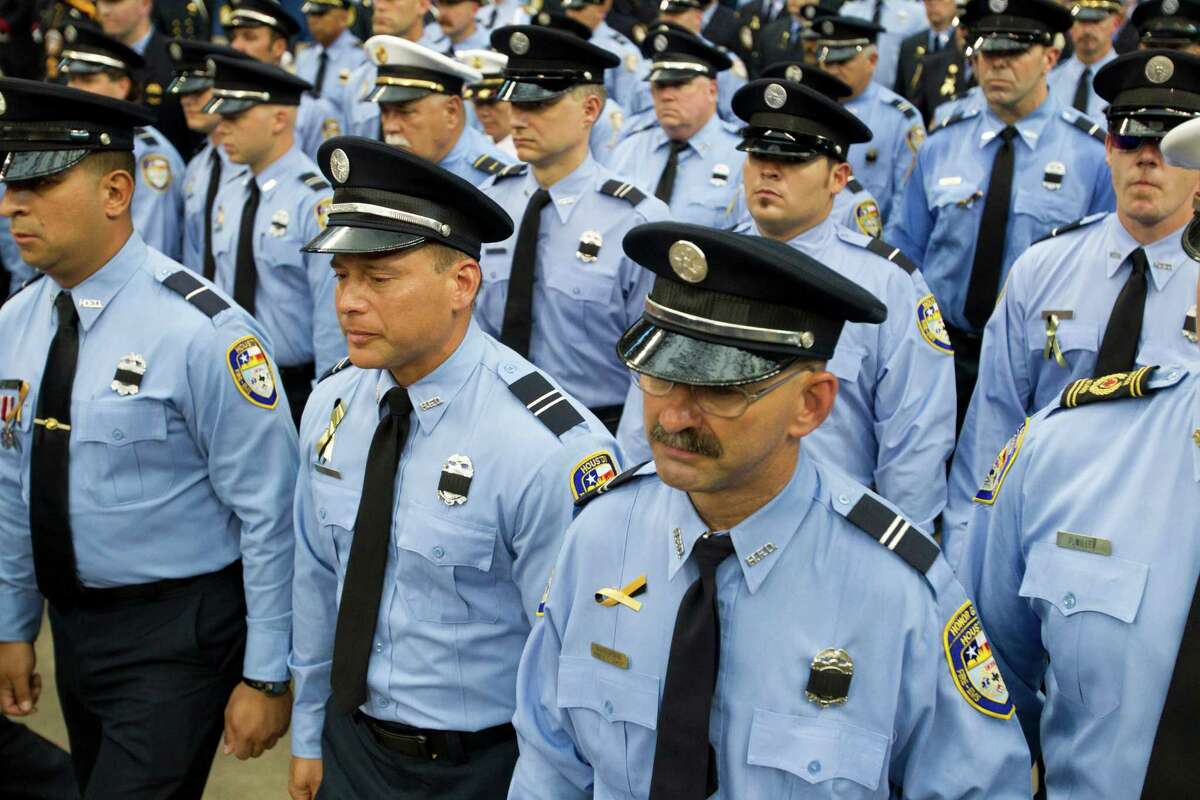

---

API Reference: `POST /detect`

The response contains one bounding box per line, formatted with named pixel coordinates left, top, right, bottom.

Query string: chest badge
left=1183, top=305, right=1197, bottom=343
left=710, top=163, right=730, bottom=187
left=806, top=647, right=854, bottom=707
left=438, top=454, right=474, bottom=506
left=0, top=379, right=28, bottom=451
left=1042, top=160, right=1066, bottom=191
left=111, top=353, right=147, bottom=396
left=269, top=209, right=289, bottom=238
left=577, top=230, right=602, bottom=263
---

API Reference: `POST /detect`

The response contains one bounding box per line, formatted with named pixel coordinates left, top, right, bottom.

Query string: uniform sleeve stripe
left=846, top=494, right=938, bottom=574
left=162, top=270, right=230, bottom=318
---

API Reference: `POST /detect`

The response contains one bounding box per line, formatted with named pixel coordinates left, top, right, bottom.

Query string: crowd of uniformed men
left=0, top=0, right=1198, bottom=797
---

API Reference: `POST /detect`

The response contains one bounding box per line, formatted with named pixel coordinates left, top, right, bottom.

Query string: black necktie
left=499, top=188, right=552, bottom=357
left=232, top=177, right=260, bottom=315
left=930, top=31, right=943, bottom=52
left=1073, top=66, right=1091, bottom=114
left=30, top=292, right=81, bottom=609
left=964, top=125, right=1017, bottom=330
left=655, top=140, right=689, bottom=205
left=872, top=0, right=884, bottom=24
left=330, top=387, right=414, bottom=714
left=1093, top=248, right=1149, bottom=377
left=202, top=148, right=222, bottom=281
left=313, top=50, right=329, bottom=98
left=1140, top=570, right=1200, bottom=798
left=648, top=534, right=737, bottom=800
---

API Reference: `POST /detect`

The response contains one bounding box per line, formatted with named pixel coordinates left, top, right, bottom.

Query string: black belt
left=75, top=560, right=241, bottom=608
left=357, top=713, right=515, bottom=763
left=278, top=362, right=316, bottom=384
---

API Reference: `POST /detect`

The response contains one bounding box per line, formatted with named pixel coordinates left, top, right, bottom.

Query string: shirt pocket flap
left=1019, top=542, right=1148, bottom=622
left=557, top=655, right=660, bottom=730
left=929, top=180, right=982, bottom=209
left=75, top=400, right=167, bottom=446
left=1023, top=318, right=1100, bottom=353
left=747, top=709, right=888, bottom=789
left=397, top=509, right=497, bottom=571
left=310, top=479, right=360, bottom=530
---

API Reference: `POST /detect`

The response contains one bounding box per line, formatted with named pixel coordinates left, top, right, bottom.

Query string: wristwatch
left=243, top=678, right=290, bottom=697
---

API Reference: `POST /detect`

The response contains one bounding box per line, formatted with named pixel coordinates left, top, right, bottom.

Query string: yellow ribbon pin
left=315, top=399, right=345, bottom=463
left=594, top=575, right=647, bottom=612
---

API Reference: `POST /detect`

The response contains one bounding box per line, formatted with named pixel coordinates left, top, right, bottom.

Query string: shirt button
left=375, top=643, right=383, bottom=654
left=503, top=363, right=516, bottom=374
left=837, top=494, right=850, bottom=506
left=603, top=700, right=614, bottom=718
left=379, top=698, right=390, bottom=708
left=319, top=508, right=327, bottom=521
left=432, top=545, right=445, bottom=559
left=807, top=759, right=821, bottom=775
left=572, top=287, right=581, bottom=295
left=112, top=429, right=124, bottom=441
left=1062, top=592, right=1076, bottom=610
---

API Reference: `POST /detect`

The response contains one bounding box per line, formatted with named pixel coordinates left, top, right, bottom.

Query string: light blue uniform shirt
left=294, top=28, right=367, bottom=111
left=960, top=365, right=1199, bottom=798
left=606, top=112, right=744, bottom=228
left=728, top=175, right=885, bottom=236
left=590, top=98, right=633, bottom=166
left=845, top=80, right=925, bottom=223
left=182, top=139, right=249, bottom=274
left=132, top=126, right=186, bottom=261
left=210, top=145, right=344, bottom=372
left=839, top=0, right=929, bottom=91
left=477, top=156, right=670, bottom=409
left=510, top=454, right=1032, bottom=799
left=0, top=234, right=298, bottom=679
left=1046, top=49, right=1117, bottom=128
left=618, top=215, right=955, bottom=528
left=439, top=124, right=518, bottom=186
left=289, top=320, right=619, bottom=758
left=591, top=20, right=644, bottom=115
left=943, top=213, right=1200, bottom=566
left=296, top=93, right=346, bottom=162
left=931, top=85, right=983, bottom=128
left=446, top=23, right=494, bottom=54
left=886, top=96, right=1116, bottom=332
left=0, top=186, right=36, bottom=294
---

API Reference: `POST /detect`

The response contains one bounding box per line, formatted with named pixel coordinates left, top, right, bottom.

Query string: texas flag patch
left=571, top=451, right=618, bottom=501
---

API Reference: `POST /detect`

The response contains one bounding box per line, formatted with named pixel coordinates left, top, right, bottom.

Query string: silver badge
left=329, top=147, right=351, bottom=184
left=668, top=240, right=707, bottom=283
left=438, top=454, right=474, bottom=506
left=653, top=33, right=668, bottom=52
left=1146, top=54, right=1174, bottom=84
left=821, top=19, right=834, bottom=34
left=64, top=25, right=78, bottom=43
left=710, top=163, right=730, bottom=186
left=111, top=353, right=147, bottom=396
left=1164, top=0, right=1180, bottom=14
left=989, top=0, right=1007, bottom=12
left=577, top=230, right=602, bottom=263
left=806, top=648, right=854, bottom=708
left=799, top=331, right=815, bottom=349
left=0, top=92, right=6, bottom=117
left=510, top=31, right=530, bottom=55
left=764, top=82, right=787, bottom=109
left=1185, top=305, right=1198, bottom=343
left=1042, top=160, right=1066, bottom=190
left=672, top=528, right=685, bottom=558
left=170, top=42, right=182, bottom=61
left=784, top=64, right=803, bottom=82
left=269, top=209, right=289, bottom=237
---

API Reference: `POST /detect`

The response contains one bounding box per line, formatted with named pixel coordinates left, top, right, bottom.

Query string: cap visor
left=497, top=79, right=569, bottom=103
left=301, top=224, right=427, bottom=254
left=366, top=85, right=436, bottom=104
left=203, top=96, right=259, bottom=115
left=817, top=45, right=860, bottom=64
left=647, top=68, right=709, bottom=83
left=1072, top=8, right=1111, bottom=22
left=0, top=149, right=92, bottom=182
left=972, top=33, right=1037, bottom=52
left=59, top=59, right=108, bottom=75
left=301, top=2, right=331, bottom=12
left=167, top=74, right=212, bottom=95
left=618, top=318, right=788, bottom=386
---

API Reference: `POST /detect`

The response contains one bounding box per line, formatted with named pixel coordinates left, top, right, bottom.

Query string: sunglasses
left=1110, top=133, right=1162, bottom=152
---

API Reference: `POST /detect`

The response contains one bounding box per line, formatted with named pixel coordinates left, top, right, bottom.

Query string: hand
left=289, top=756, right=324, bottom=800
left=222, top=681, right=292, bottom=760
left=0, top=641, right=39, bottom=716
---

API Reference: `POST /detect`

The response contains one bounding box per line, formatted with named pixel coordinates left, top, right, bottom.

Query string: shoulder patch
left=888, top=95, right=919, bottom=120
left=1064, top=109, right=1106, bottom=144
left=930, top=107, right=978, bottom=134
left=853, top=198, right=882, bottom=237
left=140, top=154, right=173, bottom=192
left=917, top=293, right=954, bottom=354
left=318, top=356, right=353, bottom=383
left=575, top=460, right=652, bottom=508
left=494, top=163, right=529, bottom=180
left=973, top=418, right=1028, bottom=504
left=943, top=600, right=1015, bottom=719
left=472, top=154, right=512, bottom=174
left=226, top=335, right=279, bottom=409
left=844, top=493, right=939, bottom=575
left=864, top=237, right=917, bottom=274
left=506, top=371, right=586, bottom=437
left=299, top=171, right=331, bottom=191
left=160, top=270, right=230, bottom=319
left=1060, top=365, right=1161, bottom=409
left=599, top=179, right=647, bottom=207
left=570, top=450, right=619, bottom=501
left=846, top=177, right=865, bottom=193
left=1033, top=212, right=1106, bottom=245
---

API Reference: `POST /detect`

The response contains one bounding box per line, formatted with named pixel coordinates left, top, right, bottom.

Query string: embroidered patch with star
left=974, top=419, right=1028, bottom=504
left=141, top=154, right=172, bottom=192
left=944, top=600, right=1014, bottom=719
left=570, top=451, right=618, bottom=501
left=226, top=335, right=279, bottom=409
left=854, top=199, right=881, bottom=237
left=916, top=294, right=953, bottom=354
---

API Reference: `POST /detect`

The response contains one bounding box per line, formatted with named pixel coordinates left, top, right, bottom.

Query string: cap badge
left=1146, top=54, right=1174, bottom=84
left=989, top=0, right=1007, bottom=12
left=802, top=4, right=819, bottom=19
left=510, top=31, right=530, bottom=55
left=64, top=25, right=78, bottom=43
left=110, top=353, right=147, bottom=397
left=0, top=92, right=6, bottom=117
left=577, top=230, right=602, bottom=263
left=653, top=33, right=669, bottom=51
left=820, top=19, right=834, bottom=34
left=438, top=454, right=474, bottom=506
left=800, top=331, right=815, bottom=349
left=785, top=64, right=803, bottom=82
left=1164, top=0, right=1180, bottom=13
left=806, top=648, right=853, bottom=707
left=470, top=55, right=483, bottom=69
left=329, top=147, right=351, bottom=184
left=764, top=82, right=787, bottom=109
left=170, top=42, right=182, bottom=61
left=668, top=240, right=708, bottom=283
left=374, top=44, right=388, bottom=64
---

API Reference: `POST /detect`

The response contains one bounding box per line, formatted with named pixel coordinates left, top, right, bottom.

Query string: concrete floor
left=23, top=612, right=293, bottom=799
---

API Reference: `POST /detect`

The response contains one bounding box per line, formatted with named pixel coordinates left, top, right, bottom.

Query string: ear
left=1044, top=43, right=1061, bottom=70
left=271, top=36, right=288, bottom=62
left=581, top=91, right=604, bottom=127
left=101, top=167, right=136, bottom=220
left=448, top=257, right=482, bottom=312
left=1104, top=132, right=1115, bottom=168
left=785, top=369, right=838, bottom=439
left=444, top=94, right=464, bottom=125
left=828, top=159, right=851, bottom=195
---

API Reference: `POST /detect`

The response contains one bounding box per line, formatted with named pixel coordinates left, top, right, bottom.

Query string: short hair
left=425, top=242, right=469, bottom=273
left=84, top=150, right=137, bottom=179
left=569, top=83, right=608, bottom=106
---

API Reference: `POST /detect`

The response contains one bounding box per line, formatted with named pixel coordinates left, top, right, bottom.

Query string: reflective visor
left=618, top=317, right=789, bottom=386
left=301, top=224, right=427, bottom=254
left=365, top=84, right=438, bottom=105
left=0, top=149, right=92, bottom=182
left=496, top=78, right=571, bottom=103
left=167, top=72, right=213, bottom=95
left=736, top=129, right=844, bottom=162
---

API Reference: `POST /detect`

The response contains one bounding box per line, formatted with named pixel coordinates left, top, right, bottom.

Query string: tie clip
left=594, top=574, right=647, bottom=611
left=33, top=417, right=70, bottom=432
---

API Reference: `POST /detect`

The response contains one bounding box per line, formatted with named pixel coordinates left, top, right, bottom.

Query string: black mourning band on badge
left=806, top=664, right=853, bottom=704
left=437, top=471, right=472, bottom=498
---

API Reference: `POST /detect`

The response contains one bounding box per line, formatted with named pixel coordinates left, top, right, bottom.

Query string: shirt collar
left=979, top=93, right=1052, bottom=149
left=373, top=319, right=486, bottom=434
left=784, top=214, right=836, bottom=249
left=525, top=154, right=597, bottom=224
left=1105, top=214, right=1191, bottom=290
left=653, top=111, right=723, bottom=155
left=253, top=146, right=304, bottom=193
left=130, top=27, right=154, bottom=56
left=441, top=123, right=477, bottom=171
left=57, top=233, right=146, bottom=331
left=665, top=451, right=819, bottom=593
left=331, top=28, right=358, bottom=53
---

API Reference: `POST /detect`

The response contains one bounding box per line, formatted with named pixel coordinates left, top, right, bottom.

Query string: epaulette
left=930, top=107, right=978, bottom=133
left=599, top=179, right=647, bottom=207
left=1059, top=365, right=1175, bottom=409
left=299, top=172, right=331, bottom=191
left=1033, top=212, right=1106, bottom=245
left=1063, top=109, right=1106, bottom=144
left=135, top=129, right=157, bottom=145
left=494, top=163, right=528, bottom=180
left=575, top=460, right=652, bottom=508
left=159, top=270, right=230, bottom=319
left=863, top=237, right=917, bottom=274
left=847, top=177, right=865, bottom=193
left=318, top=356, right=353, bottom=383
left=14, top=273, right=45, bottom=295
left=843, top=493, right=939, bottom=575
left=505, top=370, right=585, bottom=437
left=887, top=95, right=919, bottom=120
left=472, top=154, right=513, bottom=175
left=627, top=119, right=658, bottom=137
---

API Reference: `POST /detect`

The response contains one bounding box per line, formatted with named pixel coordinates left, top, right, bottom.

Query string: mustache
left=649, top=424, right=724, bottom=458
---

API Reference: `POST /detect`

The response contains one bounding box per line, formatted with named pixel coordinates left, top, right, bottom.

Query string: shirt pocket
left=557, top=655, right=660, bottom=798
left=1019, top=542, right=1148, bottom=716
left=479, top=244, right=513, bottom=333
left=395, top=507, right=500, bottom=624
left=746, top=709, right=889, bottom=797
left=1023, top=318, right=1099, bottom=398
left=74, top=399, right=173, bottom=507
left=928, top=180, right=983, bottom=252
left=1013, top=185, right=1085, bottom=233
left=309, top=479, right=359, bottom=568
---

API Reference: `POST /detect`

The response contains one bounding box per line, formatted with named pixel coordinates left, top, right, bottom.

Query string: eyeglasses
left=1110, top=133, right=1162, bottom=153
left=636, top=367, right=812, bottom=419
